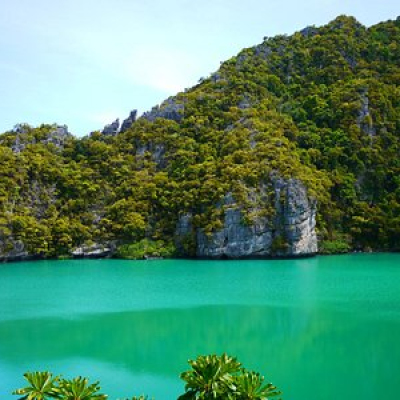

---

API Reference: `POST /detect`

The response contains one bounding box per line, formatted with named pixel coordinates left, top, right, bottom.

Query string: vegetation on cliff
left=1, top=15, right=400, bottom=258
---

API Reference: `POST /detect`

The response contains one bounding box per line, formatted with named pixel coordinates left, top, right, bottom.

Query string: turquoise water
left=0, top=254, right=399, bottom=399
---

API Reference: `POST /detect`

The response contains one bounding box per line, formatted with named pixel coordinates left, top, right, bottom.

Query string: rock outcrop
left=276, top=179, right=317, bottom=255
left=120, top=110, right=138, bottom=132
left=142, top=97, right=184, bottom=122
left=8, top=124, right=71, bottom=153
left=299, top=26, right=318, bottom=37
left=102, top=119, right=120, bottom=136
left=135, top=141, right=166, bottom=169
left=175, top=179, right=317, bottom=258
left=196, top=208, right=273, bottom=258
left=0, top=240, right=116, bottom=262
left=71, top=242, right=115, bottom=258
left=42, top=125, right=71, bottom=147
left=357, top=89, right=376, bottom=136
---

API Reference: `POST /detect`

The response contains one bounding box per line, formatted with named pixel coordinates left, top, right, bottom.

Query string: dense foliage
left=116, top=238, right=176, bottom=259
left=13, top=372, right=107, bottom=400
left=13, top=354, right=281, bottom=399
left=178, top=354, right=281, bottom=399
left=1, top=15, right=400, bottom=257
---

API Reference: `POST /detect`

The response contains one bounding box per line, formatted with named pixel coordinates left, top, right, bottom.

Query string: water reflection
left=1, top=303, right=399, bottom=399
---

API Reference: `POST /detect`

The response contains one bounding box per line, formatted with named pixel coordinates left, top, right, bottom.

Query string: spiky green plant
left=13, top=355, right=282, bottom=400
left=57, top=376, right=107, bottom=400
left=13, top=371, right=60, bottom=400
left=178, top=354, right=281, bottom=400
left=178, top=353, right=241, bottom=399
left=234, top=370, right=281, bottom=400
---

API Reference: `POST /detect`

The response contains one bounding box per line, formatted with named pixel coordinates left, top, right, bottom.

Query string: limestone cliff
left=175, top=179, right=317, bottom=258
left=142, top=97, right=184, bottom=122
left=4, top=124, right=71, bottom=153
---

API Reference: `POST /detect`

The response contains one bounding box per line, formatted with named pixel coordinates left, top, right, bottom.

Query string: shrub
left=178, top=353, right=281, bottom=400
left=13, top=354, right=282, bottom=400
left=319, top=237, right=351, bottom=254
left=115, top=239, right=176, bottom=259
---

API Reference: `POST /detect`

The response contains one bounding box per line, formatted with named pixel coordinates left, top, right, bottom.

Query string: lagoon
left=0, top=254, right=399, bottom=399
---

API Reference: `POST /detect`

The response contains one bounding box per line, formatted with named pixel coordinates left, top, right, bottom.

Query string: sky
left=0, top=0, right=399, bottom=136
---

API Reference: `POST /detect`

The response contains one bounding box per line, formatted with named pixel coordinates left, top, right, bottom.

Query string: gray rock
left=102, top=119, right=120, bottom=136
left=357, top=89, right=376, bottom=136
left=142, top=98, right=184, bottom=122
left=300, top=26, right=318, bottom=37
left=120, top=110, right=137, bottom=133
left=71, top=242, right=115, bottom=258
left=41, top=125, right=71, bottom=148
left=235, top=52, right=250, bottom=69
left=276, top=179, right=318, bottom=255
left=11, top=134, right=24, bottom=153
left=254, top=44, right=272, bottom=60
left=176, top=213, right=193, bottom=237
left=175, top=179, right=318, bottom=258
left=10, top=124, right=71, bottom=153
left=210, top=72, right=224, bottom=83
left=342, top=51, right=357, bottom=69
left=238, top=95, right=252, bottom=109
left=175, top=213, right=194, bottom=253
left=135, top=141, right=166, bottom=169
left=197, top=208, right=273, bottom=258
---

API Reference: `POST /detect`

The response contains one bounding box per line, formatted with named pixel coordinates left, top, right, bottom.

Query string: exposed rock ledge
left=175, top=179, right=317, bottom=258
left=71, top=242, right=116, bottom=258
left=0, top=241, right=116, bottom=262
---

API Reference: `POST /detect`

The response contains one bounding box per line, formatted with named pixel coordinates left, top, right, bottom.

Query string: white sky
left=0, top=0, right=398, bottom=136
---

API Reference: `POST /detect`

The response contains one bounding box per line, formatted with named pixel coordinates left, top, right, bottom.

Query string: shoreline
left=1, top=248, right=398, bottom=264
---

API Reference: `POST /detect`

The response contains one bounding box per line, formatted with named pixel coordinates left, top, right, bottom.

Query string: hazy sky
left=0, top=0, right=398, bottom=136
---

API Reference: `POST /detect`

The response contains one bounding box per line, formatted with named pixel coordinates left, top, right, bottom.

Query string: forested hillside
left=1, top=15, right=399, bottom=260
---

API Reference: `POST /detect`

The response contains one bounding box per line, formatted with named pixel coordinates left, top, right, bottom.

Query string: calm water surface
left=0, top=254, right=399, bottom=399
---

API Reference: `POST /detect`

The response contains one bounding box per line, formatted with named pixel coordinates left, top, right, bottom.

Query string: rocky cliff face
left=0, top=239, right=116, bottom=262
left=357, top=89, right=376, bottom=136
left=120, top=110, right=137, bottom=132
left=277, top=179, right=318, bottom=255
left=101, top=110, right=138, bottom=135
left=70, top=242, right=116, bottom=258
left=175, top=179, right=317, bottom=258
left=102, top=119, right=120, bottom=136
left=142, top=97, right=184, bottom=122
left=7, top=124, right=71, bottom=153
